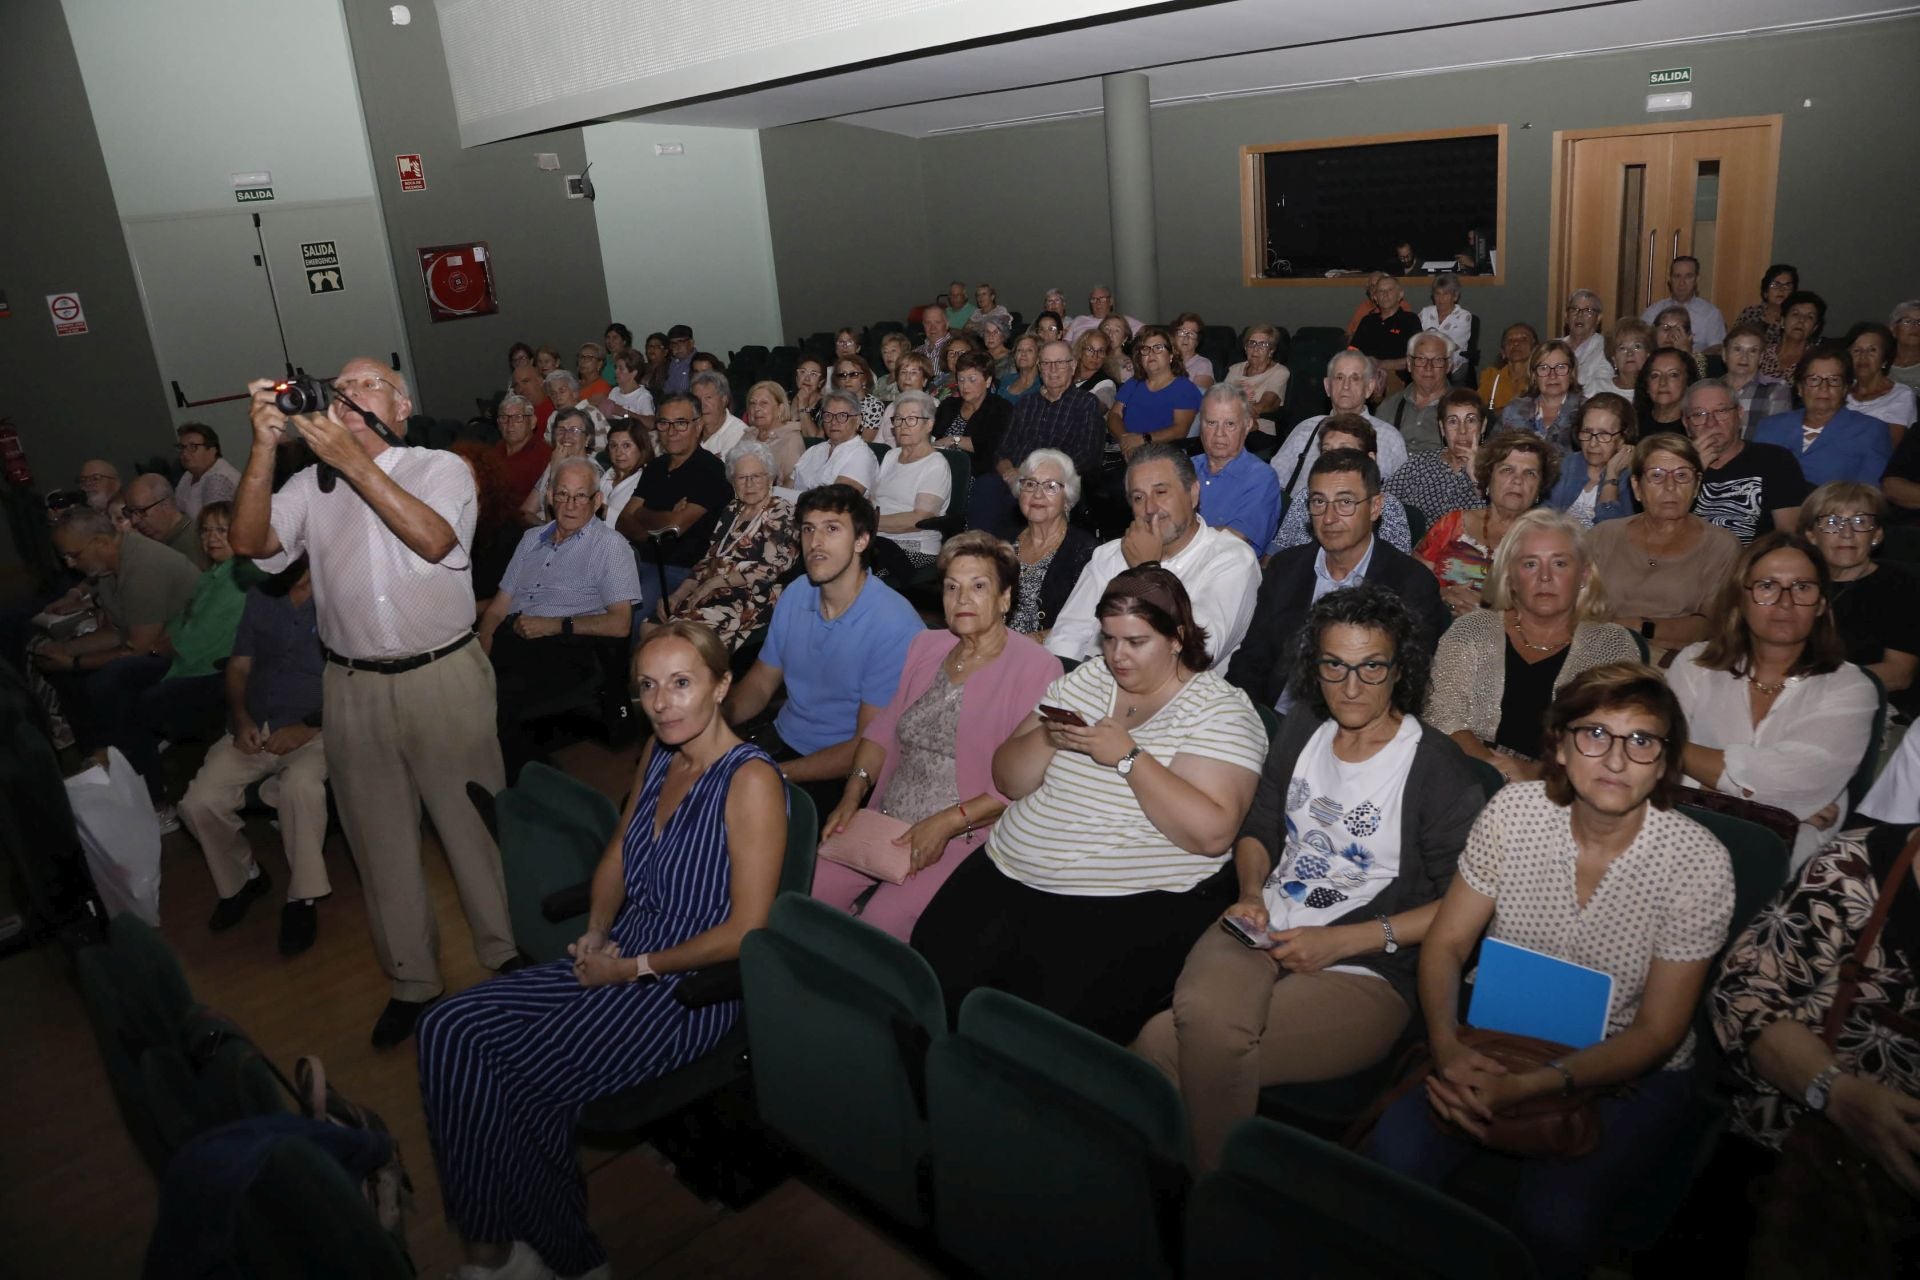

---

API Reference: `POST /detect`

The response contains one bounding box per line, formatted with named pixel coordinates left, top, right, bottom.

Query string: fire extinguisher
left=0, top=418, right=32, bottom=487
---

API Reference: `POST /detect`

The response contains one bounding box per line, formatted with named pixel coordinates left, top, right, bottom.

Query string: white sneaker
left=451, top=1241, right=555, bottom=1280
left=155, top=804, right=181, bottom=835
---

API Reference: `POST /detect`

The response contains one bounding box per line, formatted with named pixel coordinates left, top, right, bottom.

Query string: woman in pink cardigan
left=814, top=531, right=1062, bottom=940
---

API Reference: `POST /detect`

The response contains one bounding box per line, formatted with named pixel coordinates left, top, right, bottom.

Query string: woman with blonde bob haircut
left=1426, top=508, right=1643, bottom=783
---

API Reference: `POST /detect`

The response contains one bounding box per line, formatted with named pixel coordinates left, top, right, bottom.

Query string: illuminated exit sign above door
left=1649, top=67, right=1692, bottom=87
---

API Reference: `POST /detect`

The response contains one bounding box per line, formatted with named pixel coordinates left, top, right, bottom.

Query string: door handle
left=1646, top=229, right=1656, bottom=308
left=1672, top=229, right=1680, bottom=263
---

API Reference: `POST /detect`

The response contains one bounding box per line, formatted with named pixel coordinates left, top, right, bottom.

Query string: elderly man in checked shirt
left=235, top=357, right=520, bottom=1050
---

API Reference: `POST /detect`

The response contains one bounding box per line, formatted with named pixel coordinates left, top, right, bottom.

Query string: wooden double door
left=1549, top=116, right=1782, bottom=329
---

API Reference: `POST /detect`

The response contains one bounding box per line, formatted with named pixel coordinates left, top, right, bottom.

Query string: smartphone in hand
left=1220, top=914, right=1277, bottom=950
left=1037, top=703, right=1088, bottom=727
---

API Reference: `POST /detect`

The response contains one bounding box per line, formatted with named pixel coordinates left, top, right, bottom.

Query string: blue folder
left=1468, top=937, right=1613, bottom=1049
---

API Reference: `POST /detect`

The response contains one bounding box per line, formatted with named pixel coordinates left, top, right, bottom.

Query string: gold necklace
left=1510, top=614, right=1570, bottom=653
left=1747, top=672, right=1787, bottom=696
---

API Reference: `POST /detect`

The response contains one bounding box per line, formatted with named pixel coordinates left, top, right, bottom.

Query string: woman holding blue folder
left=1366, top=663, right=1734, bottom=1279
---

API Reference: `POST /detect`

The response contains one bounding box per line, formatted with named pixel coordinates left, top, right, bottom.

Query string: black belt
left=324, top=631, right=474, bottom=675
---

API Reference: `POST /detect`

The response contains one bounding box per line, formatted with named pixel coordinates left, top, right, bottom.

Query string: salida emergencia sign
left=1649, top=67, right=1692, bottom=87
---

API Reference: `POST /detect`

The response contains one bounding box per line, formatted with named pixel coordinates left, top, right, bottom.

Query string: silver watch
left=1805, top=1063, right=1844, bottom=1111
left=1377, top=914, right=1399, bottom=954
left=1115, top=746, right=1144, bottom=777
left=851, top=766, right=873, bottom=789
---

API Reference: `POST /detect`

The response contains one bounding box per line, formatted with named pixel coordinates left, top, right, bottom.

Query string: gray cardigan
left=1238, top=710, right=1486, bottom=1008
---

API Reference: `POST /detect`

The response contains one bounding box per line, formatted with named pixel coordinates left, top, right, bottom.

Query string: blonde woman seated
left=743, top=380, right=805, bottom=486
left=814, top=534, right=1062, bottom=941
left=1426, top=508, right=1641, bottom=784
left=1669, top=531, right=1877, bottom=872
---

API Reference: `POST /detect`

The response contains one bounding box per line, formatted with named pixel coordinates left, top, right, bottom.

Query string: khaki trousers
left=1133, top=923, right=1409, bottom=1171
left=180, top=732, right=332, bottom=901
left=323, top=640, right=514, bottom=1000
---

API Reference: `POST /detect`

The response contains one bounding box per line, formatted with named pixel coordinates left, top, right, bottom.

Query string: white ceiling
left=620, top=0, right=1915, bottom=137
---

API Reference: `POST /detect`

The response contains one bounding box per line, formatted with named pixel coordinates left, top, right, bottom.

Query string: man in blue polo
left=724, top=484, right=923, bottom=813
left=1194, top=384, right=1282, bottom=551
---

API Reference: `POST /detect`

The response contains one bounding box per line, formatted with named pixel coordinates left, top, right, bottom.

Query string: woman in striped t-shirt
left=911, top=565, right=1267, bottom=1044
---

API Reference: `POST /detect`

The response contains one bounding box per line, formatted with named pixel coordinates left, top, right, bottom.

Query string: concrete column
left=1102, top=72, right=1159, bottom=324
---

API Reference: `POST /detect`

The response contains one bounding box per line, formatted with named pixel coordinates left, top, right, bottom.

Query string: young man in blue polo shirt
left=724, top=484, right=924, bottom=813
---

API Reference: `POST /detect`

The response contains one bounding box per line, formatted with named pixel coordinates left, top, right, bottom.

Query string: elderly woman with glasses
left=1547, top=393, right=1637, bottom=527
left=1419, top=272, right=1473, bottom=380
left=520, top=408, right=595, bottom=526
left=789, top=389, right=879, bottom=498
left=1172, top=313, right=1216, bottom=391
left=873, top=391, right=952, bottom=568
left=1721, top=321, right=1794, bottom=432
left=1799, top=482, right=1920, bottom=695
left=1752, top=344, right=1894, bottom=487
left=1499, top=340, right=1584, bottom=450
left=1224, top=324, right=1289, bottom=430
left=1586, top=433, right=1740, bottom=660
left=830, top=354, right=887, bottom=441
left=1414, top=430, right=1558, bottom=621
left=1003, top=449, right=1097, bottom=641
left=1669, top=531, right=1876, bottom=872
left=1736, top=263, right=1799, bottom=363
left=1426, top=507, right=1641, bottom=785
left=651, top=440, right=797, bottom=651
left=1386, top=389, right=1488, bottom=525
left=1766, top=290, right=1826, bottom=382
left=1368, top=663, right=1733, bottom=1280
left=1602, top=318, right=1653, bottom=400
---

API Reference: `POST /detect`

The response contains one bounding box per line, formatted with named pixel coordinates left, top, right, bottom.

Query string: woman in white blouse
left=599, top=420, right=647, bottom=528
left=871, top=391, right=951, bottom=567
left=1667, top=531, right=1877, bottom=871
left=786, top=389, right=878, bottom=499
left=1419, top=272, right=1473, bottom=380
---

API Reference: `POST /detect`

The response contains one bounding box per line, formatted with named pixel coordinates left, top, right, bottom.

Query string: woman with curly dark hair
left=1136, top=583, right=1486, bottom=1170
left=451, top=439, right=523, bottom=603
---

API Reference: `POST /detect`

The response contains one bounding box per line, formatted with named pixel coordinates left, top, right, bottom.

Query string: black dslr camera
left=272, top=374, right=330, bottom=419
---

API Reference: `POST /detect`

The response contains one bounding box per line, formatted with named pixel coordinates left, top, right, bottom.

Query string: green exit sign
left=234, top=186, right=275, bottom=203
left=1649, top=67, right=1692, bottom=87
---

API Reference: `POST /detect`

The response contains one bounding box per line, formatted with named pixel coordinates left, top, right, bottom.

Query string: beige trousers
left=1133, top=924, right=1409, bottom=1171
left=180, top=732, right=332, bottom=902
left=323, top=640, right=514, bottom=999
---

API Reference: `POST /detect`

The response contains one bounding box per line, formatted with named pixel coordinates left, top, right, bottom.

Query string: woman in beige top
left=1586, top=433, right=1740, bottom=660
left=743, top=380, right=805, bottom=486
left=1426, top=508, right=1641, bottom=783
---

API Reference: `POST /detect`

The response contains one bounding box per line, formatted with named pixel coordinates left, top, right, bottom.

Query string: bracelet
left=955, top=800, right=972, bottom=832
left=1548, top=1059, right=1576, bottom=1096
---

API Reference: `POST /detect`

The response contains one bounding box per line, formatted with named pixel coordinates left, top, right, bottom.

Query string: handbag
left=1748, top=827, right=1920, bottom=1278
left=817, top=808, right=914, bottom=885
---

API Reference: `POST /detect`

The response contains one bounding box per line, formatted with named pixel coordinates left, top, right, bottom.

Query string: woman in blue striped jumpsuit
left=419, top=621, right=788, bottom=1280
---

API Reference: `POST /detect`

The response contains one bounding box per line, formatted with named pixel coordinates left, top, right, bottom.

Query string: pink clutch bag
left=817, top=808, right=914, bottom=885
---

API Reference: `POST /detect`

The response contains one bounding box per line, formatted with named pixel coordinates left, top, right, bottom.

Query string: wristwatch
left=1115, top=746, right=1144, bottom=777
left=1805, top=1062, right=1845, bottom=1111
left=851, top=766, right=873, bottom=791
left=1377, top=914, right=1399, bottom=954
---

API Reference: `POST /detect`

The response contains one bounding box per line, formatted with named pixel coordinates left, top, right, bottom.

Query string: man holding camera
left=233, top=357, right=518, bottom=1049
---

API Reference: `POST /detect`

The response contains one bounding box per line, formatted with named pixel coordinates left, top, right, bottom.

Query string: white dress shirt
left=1641, top=296, right=1728, bottom=349
left=787, top=437, right=879, bottom=497
left=1044, top=517, right=1261, bottom=667
left=258, top=448, right=478, bottom=661
left=174, top=457, right=242, bottom=519
left=1564, top=332, right=1618, bottom=399
left=702, top=413, right=748, bottom=460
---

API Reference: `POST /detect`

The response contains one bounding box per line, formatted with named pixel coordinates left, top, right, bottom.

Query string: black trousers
left=489, top=625, right=610, bottom=784
left=911, top=849, right=1236, bottom=1045
left=743, top=721, right=846, bottom=828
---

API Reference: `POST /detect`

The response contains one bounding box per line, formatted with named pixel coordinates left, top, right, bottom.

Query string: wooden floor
left=0, top=736, right=940, bottom=1279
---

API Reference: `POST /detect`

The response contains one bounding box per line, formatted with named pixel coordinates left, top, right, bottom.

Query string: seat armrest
left=672, top=962, right=742, bottom=1008
left=540, top=880, right=593, bottom=922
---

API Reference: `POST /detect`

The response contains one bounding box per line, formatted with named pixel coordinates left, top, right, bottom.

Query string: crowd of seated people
left=38, top=271, right=1920, bottom=1280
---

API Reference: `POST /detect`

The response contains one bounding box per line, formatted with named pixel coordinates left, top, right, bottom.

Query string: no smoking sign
left=46, top=292, right=88, bottom=337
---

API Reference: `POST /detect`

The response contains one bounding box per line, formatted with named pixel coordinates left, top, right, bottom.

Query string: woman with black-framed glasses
left=1368, top=661, right=1733, bottom=1280
left=1668, top=530, right=1877, bottom=872
left=1800, top=481, right=1920, bottom=694
left=1137, top=584, right=1485, bottom=1171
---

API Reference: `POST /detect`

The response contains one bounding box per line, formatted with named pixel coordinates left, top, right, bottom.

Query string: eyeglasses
left=1766, top=279, right=1795, bottom=292
left=1305, top=494, right=1367, bottom=515
left=1245, top=340, right=1274, bottom=351
left=1895, top=316, right=1920, bottom=328
left=1018, top=479, right=1066, bottom=495
left=1614, top=341, right=1649, bottom=354
left=331, top=374, right=399, bottom=398
left=126, top=496, right=170, bottom=518
left=1802, top=375, right=1847, bottom=389
left=551, top=491, right=596, bottom=506
left=1411, top=356, right=1449, bottom=368
left=1534, top=362, right=1572, bottom=376
left=78, top=472, right=116, bottom=485
left=657, top=416, right=697, bottom=429
left=1565, top=723, right=1666, bottom=764
left=893, top=413, right=932, bottom=425
left=1655, top=323, right=1689, bottom=334
left=1441, top=413, right=1482, bottom=429
left=821, top=411, right=859, bottom=426
left=1566, top=306, right=1601, bottom=317
left=1748, top=578, right=1822, bottom=606
left=1135, top=343, right=1170, bottom=355
left=1315, top=657, right=1395, bottom=685
left=1576, top=429, right=1621, bottom=443
left=1812, top=513, right=1878, bottom=533
left=552, top=425, right=587, bottom=438
left=1038, top=359, right=1073, bottom=369
left=1642, top=466, right=1696, bottom=487
left=1684, top=406, right=1739, bottom=425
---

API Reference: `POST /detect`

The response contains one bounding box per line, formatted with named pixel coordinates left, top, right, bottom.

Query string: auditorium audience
left=616, top=394, right=733, bottom=623
left=1800, top=482, right=1918, bottom=694
left=1066, top=285, right=1142, bottom=343
left=1171, top=313, right=1215, bottom=390
left=1722, top=322, right=1794, bottom=432
left=995, top=339, right=1107, bottom=496
left=521, top=408, right=594, bottom=526
left=419, top=621, right=785, bottom=1280
left=1269, top=350, right=1407, bottom=495
left=1385, top=389, right=1487, bottom=524
left=966, top=283, right=1012, bottom=340
left=874, top=391, right=953, bottom=568
left=493, top=394, right=552, bottom=509
left=1767, top=290, right=1825, bottom=380
left=1601, top=318, right=1653, bottom=400
left=171, top=423, right=240, bottom=519
left=1414, top=430, right=1556, bottom=621
left=690, top=371, right=748, bottom=459
left=998, top=333, right=1042, bottom=402
left=873, top=332, right=912, bottom=402
left=1635, top=347, right=1697, bottom=435
left=742, top=380, right=804, bottom=483
left=1109, top=324, right=1200, bottom=451
left=829, top=355, right=887, bottom=440
left=1099, top=314, right=1136, bottom=383
left=789, top=352, right=827, bottom=430
left=1044, top=443, right=1260, bottom=667
left=1561, top=289, right=1616, bottom=394
left=1844, top=321, right=1918, bottom=437
left=1368, top=663, right=1733, bottom=1280
left=1668, top=531, right=1876, bottom=871
left=1270, top=416, right=1414, bottom=555
left=511, top=364, right=553, bottom=434
left=934, top=353, right=1012, bottom=529
left=544, top=371, right=609, bottom=452
left=1586, top=433, right=1740, bottom=658
left=1737, top=263, right=1799, bottom=363
left=1230, top=450, right=1448, bottom=709
left=1499, top=339, right=1584, bottom=450
left=976, top=315, right=1017, bottom=382
left=1644, top=255, right=1727, bottom=349
left=913, top=566, right=1265, bottom=1044
left=1892, top=299, right=1920, bottom=392
left=1426, top=507, right=1640, bottom=783
left=724, top=485, right=924, bottom=813
left=179, top=560, right=331, bottom=956
left=1377, top=331, right=1454, bottom=452
left=1351, top=276, right=1420, bottom=381
left=1651, top=307, right=1709, bottom=378
left=598, top=420, right=648, bottom=529
left=1029, top=309, right=1065, bottom=346
left=652, top=440, right=796, bottom=653
left=1193, top=385, right=1281, bottom=551
left=1420, top=272, right=1473, bottom=378
left=1137, top=584, right=1482, bottom=1170
left=1684, top=379, right=1808, bottom=543
left=482, top=457, right=641, bottom=781
left=1070, top=329, right=1119, bottom=409
left=1752, top=344, right=1894, bottom=486
left=574, top=343, right=612, bottom=405
left=790, top=389, right=880, bottom=498
left=1546, top=393, right=1636, bottom=527
left=1477, top=322, right=1537, bottom=417
left=1223, top=324, right=1289, bottom=429
left=1006, top=450, right=1097, bottom=641
left=814, top=533, right=1060, bottom=940
left=881, top=353, right=937, bottom=438
left=125, top=472, right=212, bottom=568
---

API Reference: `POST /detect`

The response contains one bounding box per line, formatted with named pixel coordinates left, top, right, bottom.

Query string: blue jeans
left=1364, top=1064, right=1693, bottom=1280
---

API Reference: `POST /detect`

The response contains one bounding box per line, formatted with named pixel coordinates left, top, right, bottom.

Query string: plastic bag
left=66, top=747, right=162, bottom=925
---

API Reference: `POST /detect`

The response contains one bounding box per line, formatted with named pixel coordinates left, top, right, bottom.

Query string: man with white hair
left=1065, top=285, right=1144, bottom=343
left=1193, top=384, right=1281, bottom=549
left=1350, top=276, right=1421, bottom=382
left=1561, top=289, right=1617, bottom=396
left=172, top=424, right=241, bottom=519
left=480, top=456, right=640, bottom=782
left=77, top=458, right=121, bottom=510
left=235, top=356, right=520, bottom=1048
left=1268, top=349, right=1408, bottom=499
left=690, top=370, right=748, bottom=459
left=1376, top=331, right=1456, bottom=453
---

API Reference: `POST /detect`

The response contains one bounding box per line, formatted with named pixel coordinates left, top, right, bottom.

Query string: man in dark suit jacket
left=1227, top=449, right=1449, bottom=707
